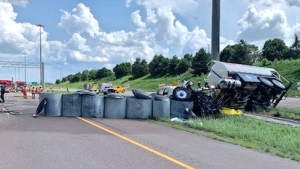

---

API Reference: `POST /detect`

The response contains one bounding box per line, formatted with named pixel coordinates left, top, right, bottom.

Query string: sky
left=0, top=0, right=300, bottom=84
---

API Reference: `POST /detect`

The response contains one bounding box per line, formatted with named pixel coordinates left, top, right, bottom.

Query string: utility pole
left=36, top=24, right=45, bottom=89
left=23, top=52, right=27, bottom=83
left=211, top=0, right=220, bottom=61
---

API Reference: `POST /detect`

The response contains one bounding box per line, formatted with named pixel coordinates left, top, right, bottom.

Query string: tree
left=69, top=72, right=81, bottom=83
left=132, top=58, right=149, bottom=78
left=89, top=70, right=97, bottom=80
left=149, top=54, right=169, bottom=76
left=262, top=38, right=289, bottom=61
left=96, top=68, right=112, bottom=79
left=168, top=56, right=180, bottom=74
left=220, top=40, right=259, bottom=65
left=113, top=62, right=131, bottom=79
left=81, top=70, right=89, bottom=81
left=183, top=53, right=193, bottom=62
left=191, top=48, right=211, bottom=76
left=291, top=34, right=300, bottom=51
left=55, top=79, right=61, bottom=85
left=61, top=77, right=68, bottom=83
left=289, top=34, right=300, bottom=59
left=176, top=58, right=190, bottom=74
left=220, top=45, right=234, bottom=62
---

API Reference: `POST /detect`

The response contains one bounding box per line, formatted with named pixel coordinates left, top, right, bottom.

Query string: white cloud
left=248, top=0, right=300, bottom=7
left=67, top=33, right=90, bottom=52
left=286, top=0, right=300, bottom=7
left=125, top=0, right=133, bottom=8
left=3, top=0, right=299, bottom=83
left=3, top=0, right=28, bottom=7
left=58, top=3, right=100, bottom=38
left=0, top=2, right=38, bottom=55
left=237, top=5, right=292, bottom=42
left=131, top=10, right=146, bottom=28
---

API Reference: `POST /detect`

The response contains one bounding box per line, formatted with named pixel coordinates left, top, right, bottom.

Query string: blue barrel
left=153, top=99, right=170, bottom=118
left=104, top=97, right=126, bottom=118
left=126, top=97, right=152, bottom=119
left=170, top=99, right=193, bottom=119
left=81, top=95, right=104, bottom=118
left=39, top=93, right=62, bottom=116
left=61, top=94, right=82, bottom=117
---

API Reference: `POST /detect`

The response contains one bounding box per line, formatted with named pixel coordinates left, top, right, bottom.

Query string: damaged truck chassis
left=172, top=60, right=293, bottom=117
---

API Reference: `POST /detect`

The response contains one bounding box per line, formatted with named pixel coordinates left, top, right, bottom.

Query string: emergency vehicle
left=13, top=81, right=27, bottom=92
left=0, top=80, right=13, bottom=93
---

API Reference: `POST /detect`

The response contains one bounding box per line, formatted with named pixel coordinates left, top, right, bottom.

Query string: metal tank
left=152, top=96, right=170, bottom=118
left=39, top=93, right=62, bottom=116
left=126, top=97, right=152, bottom=119
left=104, top=94, right=126, bottom=118
left=81, top=95, right=104, bottom=118
left=61, top=94, right=82, bottom=117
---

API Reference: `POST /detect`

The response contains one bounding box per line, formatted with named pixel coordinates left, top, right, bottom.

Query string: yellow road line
left=77, top=117, right=194, bottom=169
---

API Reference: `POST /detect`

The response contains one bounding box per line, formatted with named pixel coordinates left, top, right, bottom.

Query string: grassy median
left=157, top=115, right=300, bottom=161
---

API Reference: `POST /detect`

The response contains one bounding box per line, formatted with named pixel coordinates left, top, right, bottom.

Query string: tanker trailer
left=206, top=60, right=292, bottom=111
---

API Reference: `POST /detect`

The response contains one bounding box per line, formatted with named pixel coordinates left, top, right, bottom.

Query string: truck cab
left=13, top=81, right=27, bottom=92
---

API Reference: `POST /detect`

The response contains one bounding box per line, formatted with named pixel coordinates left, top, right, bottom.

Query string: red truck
left=13, top=81, right=27, bottom=92
left=0, top=80, right=13, bottom=93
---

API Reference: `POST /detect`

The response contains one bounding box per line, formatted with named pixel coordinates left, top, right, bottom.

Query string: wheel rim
left=176, top=90, right=187, bottom=99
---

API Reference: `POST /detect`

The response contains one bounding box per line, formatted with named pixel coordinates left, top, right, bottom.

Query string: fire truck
left=0, top=80, right=13, bottom=93
left=13, top=81, right=27, bottom=92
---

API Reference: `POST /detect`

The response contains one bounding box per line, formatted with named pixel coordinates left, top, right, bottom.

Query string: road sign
left=297, top=82, right=300, bottom=91
left=32, top=82, right=37, bottom=85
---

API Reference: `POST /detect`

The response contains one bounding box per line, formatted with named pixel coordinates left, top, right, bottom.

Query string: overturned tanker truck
left=172, top=60, right=293, bottom=116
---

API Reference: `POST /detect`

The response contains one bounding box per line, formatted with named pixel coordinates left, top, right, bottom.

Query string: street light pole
left=211, top=0, right=220, bottom=61
left=23, top=52, right=27, bottom=83
left=36, top=24, right=44, bottom=89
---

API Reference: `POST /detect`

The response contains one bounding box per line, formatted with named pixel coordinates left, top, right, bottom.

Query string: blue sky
left=0, top=0, right=300, bottom=84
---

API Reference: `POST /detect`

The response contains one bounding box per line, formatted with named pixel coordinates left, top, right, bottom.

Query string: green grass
left=157, top=115, right=300, bottom=161
left=259, top=107, right=300, bottom=121
left=55, top=69, right=206, bottom=92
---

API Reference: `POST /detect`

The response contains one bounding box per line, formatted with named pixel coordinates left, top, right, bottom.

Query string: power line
left=0, top=61, right=39, bottom=68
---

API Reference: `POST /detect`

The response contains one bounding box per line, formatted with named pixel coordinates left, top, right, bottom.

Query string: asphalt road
left=1, top=92, right=299, bottom=169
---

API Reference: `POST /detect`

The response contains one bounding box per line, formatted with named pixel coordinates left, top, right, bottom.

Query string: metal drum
left=126, top=97, right=152, bottom=119
left=153, top=99, right=170, bottom=118
left=104, top=96, right=126, bottom=118
left=170, top=99, right=193, bottom=119
left=61, top=94, right=82, bottom=117
left=81, top=95, right=104, bottom=118
left=39, top=93, right=62, bottom=116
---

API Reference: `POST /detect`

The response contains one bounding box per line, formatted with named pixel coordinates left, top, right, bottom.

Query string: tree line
left=55, top=34, right=300, bottom=84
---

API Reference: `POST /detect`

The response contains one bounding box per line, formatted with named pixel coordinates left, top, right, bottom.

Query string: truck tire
left=172, top=87, right=192, bottom=101
left=33, top=98, right=47, bottom=117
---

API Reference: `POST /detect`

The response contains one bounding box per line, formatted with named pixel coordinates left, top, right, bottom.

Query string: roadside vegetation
left=259, top=107, right=300, bottom=121
left=157, top=115, right=300, bottom=161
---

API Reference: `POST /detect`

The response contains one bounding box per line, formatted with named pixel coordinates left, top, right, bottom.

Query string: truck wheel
left=33, top=98, right=47, bottom=117
left=122, top=90, right=125, bottom=93
left=172, top=87, right=192, bottom=101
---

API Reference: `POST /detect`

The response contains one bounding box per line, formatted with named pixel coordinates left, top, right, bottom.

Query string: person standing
left=31, top=87, right=36, bottom=99
left=1, top=85, right=5, bottom=103
left=22, top=85, right=27, bottom=99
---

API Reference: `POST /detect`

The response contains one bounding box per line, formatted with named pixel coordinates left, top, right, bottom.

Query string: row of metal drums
left=39, top=93, right=194, bottom=119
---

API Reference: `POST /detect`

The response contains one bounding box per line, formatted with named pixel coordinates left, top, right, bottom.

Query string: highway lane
left=1, top=92, right=299, bottom=169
